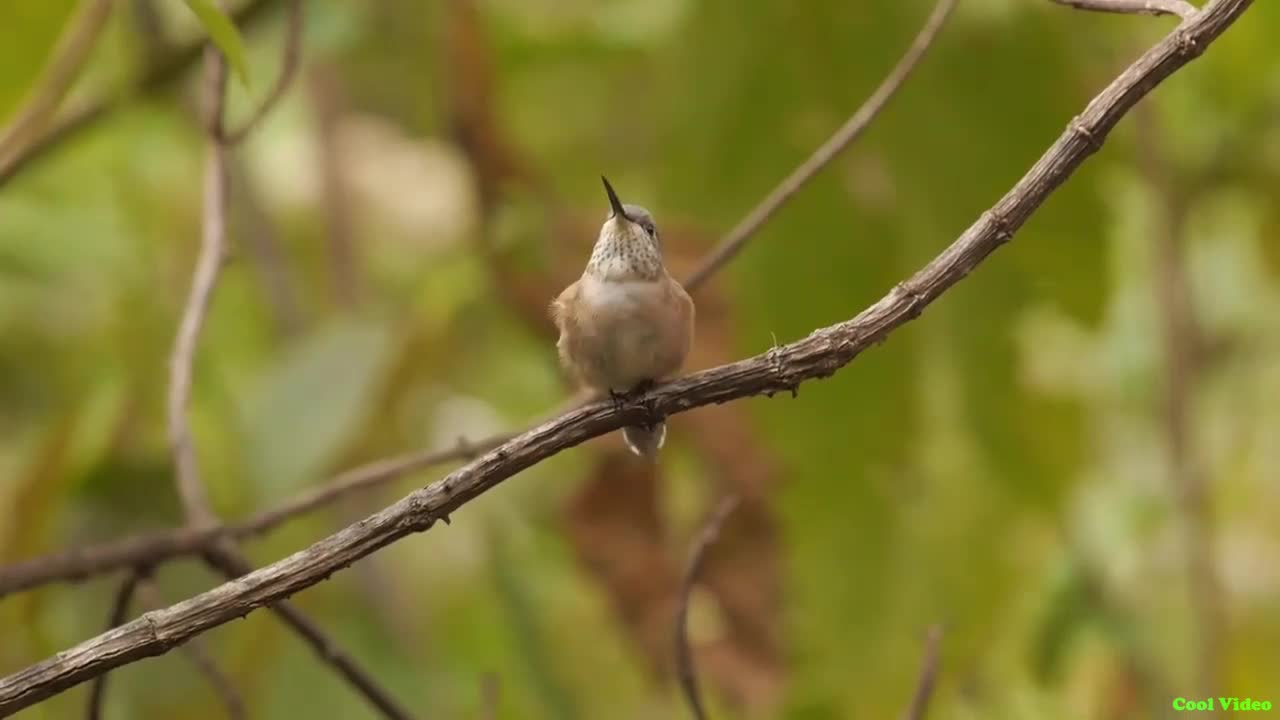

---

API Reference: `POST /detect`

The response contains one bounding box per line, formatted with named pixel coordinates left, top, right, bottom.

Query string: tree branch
left=0, top=2, right=1254, bottom=711
left=0, top=0, right=283, bottom=190
left=200, top=547, right=415, bottom=720
left=675, top=496, right=740, bottom=720
left=86, top=571, right=247, bottom=720
left=168, top=44, right=230, bottom=527
left=135, top=579, right=246, bottom=720
left=0, top=0, right=116, bottom=176
left=0, top=435, right=506, bottom=597
left=84, top=568, right=145, bottom=720
left=0, top=0, right=956, bottom=595
left=681, top=0, right=955, bottom=292
left=1049, top=0, right=1197, bottom=19
left=164, top=28, right=414, bottom=720
left=220, top=0, right=303, bottom=145
left=900, top=625, right=944, bottom=720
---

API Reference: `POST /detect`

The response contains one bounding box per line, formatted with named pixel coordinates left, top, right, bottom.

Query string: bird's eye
left=643, top=223, right=656, bottom=237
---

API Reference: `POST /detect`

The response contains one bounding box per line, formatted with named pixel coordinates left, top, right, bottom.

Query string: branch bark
left=168, top=44, right=230, bottom=527
left=135, top=579, right=246, bottom=720
left=84, top=569, right=144, bottom=720
left=161, top=25, right=414, bottom=720
left=0, top=435, right=506, bottom=597
left=1049, top=0, right=1197, bottom=19
left=0, top=0, right=955, bottom=596
left=0, top=2, right=1254, bottom=712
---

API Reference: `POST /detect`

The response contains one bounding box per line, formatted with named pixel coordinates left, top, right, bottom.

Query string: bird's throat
left=586, top=234, right=662, bottom=282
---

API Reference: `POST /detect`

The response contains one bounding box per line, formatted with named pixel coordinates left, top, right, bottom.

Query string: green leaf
left=240, top=316, right=397, bottom=500
left=182, top=0, right=251, bottom=87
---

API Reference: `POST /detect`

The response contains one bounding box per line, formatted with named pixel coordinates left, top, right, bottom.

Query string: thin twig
left=220, top=0, right=303, bottom=144
left=0, top=0, right=116, bottom=176
left=168, top=44, right=230, bottom=528
left=135, top=579, right=246, bottom=720
left=0, top=0, right=283, bottom=190
left=0, top=0, right=956, bottom=594
left=682, top=0, right=956, bottom=292
left=0, top=433, right=508, bottom=597
left=85, top=568, right=146, bottom=720
left=174, top=642, right=246, bottom=720
left=674, top=496, right=740, bottom=720
left=167, top=34, right=415, bottom=720
left=900, top=624, right=944, bottom=720
left=0, top=3, right=1256, bottom=704
left=0, top=1, right=1254, bottom=660
left=200, top=547, right=415, bottom=720
left=1049, top=0, right=1197, bottom=19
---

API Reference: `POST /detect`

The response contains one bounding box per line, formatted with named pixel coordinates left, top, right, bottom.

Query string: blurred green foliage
left=1, top=1, right=1278, bottom=719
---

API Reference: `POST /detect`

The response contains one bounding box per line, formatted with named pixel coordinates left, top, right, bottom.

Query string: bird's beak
left=601, top=175, right=626, bottom=219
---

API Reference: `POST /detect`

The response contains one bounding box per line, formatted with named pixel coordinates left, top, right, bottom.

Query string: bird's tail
left=623, top=422, right=666, bottom=459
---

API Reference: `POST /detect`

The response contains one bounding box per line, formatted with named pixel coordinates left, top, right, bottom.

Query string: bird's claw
left=608, top=388, right=629, bottom=410
left=608, top=380, right=656, bottom=409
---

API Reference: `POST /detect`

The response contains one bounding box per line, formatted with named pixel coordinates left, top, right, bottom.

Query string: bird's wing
left=550, top=280, right=579, bottom=329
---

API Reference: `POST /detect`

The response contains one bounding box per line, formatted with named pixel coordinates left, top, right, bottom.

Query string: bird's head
left=588, top=176, right=663, bottom=281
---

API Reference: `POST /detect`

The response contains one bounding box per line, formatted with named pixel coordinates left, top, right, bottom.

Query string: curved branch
left=0, top=2, right=1254, bottom=710
left=0, top=0, right=282, bottom=190
left=0, top=436, right=506, bottom=596
left=135, top=579, right=246, bottom=720
left=166, top=37, right=415, bottom=720
left=1049, top=0, right=1197, bottom=19
left=682, top=0, right=955, bottom=292
left=84, top=569, right=144, bottom=720
left=0, top=0, right=116, bottom=176
left=169, top=44, right=230, bottom=526
left=0, top=0, right=957, bottom=595
left=675, top=496, right=741, bottom=720
left=220, top=0, right=303, bottom=145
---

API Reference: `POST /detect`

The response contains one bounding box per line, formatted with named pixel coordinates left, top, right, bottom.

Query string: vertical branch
left=1135, top=106, right=1223, bottom=697
left=164, top=15, right=416, bottom=720
left=135, top=579, right=246, bottom=720
left=199, top=550, right=416, bottom=720
left=167, top=44, right=230, bottom=528
left=899, top=624, right=944, bottom=720
left=85, top=569, right=145, bottom=720
left=674, top=495, right=741, bottom=720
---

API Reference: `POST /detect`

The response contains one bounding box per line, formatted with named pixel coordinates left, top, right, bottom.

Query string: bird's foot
left=608, top=380, right=656, bottom=409
left=608, top=388, right=629, bottom=410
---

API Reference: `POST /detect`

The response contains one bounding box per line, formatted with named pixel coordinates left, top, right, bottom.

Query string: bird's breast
left=580, top=275, right=648, bottom=313
left=564, top=275, right=682, bottom=390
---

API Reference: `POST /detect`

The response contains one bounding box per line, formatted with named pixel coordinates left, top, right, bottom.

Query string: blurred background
left=1, top=0, right=1278, bottom=718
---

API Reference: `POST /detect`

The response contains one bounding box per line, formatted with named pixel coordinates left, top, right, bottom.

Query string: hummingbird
left=551, top=177, right=695, bottom=458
